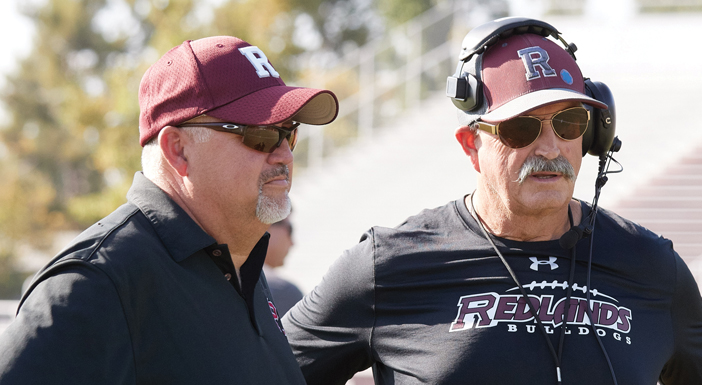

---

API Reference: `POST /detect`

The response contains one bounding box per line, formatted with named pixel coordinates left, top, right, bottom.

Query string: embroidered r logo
left=517, top=46, right=556, bottom=81
left=239, top=46, right=280, bottom=78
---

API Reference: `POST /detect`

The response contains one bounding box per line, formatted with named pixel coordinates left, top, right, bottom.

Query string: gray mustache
left=259, top=165, right=289, bottom=189
left=516, top=156, right=575, bottom=184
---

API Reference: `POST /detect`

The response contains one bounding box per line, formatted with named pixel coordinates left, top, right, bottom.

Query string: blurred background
left=1, top=0, right=701, bottom=345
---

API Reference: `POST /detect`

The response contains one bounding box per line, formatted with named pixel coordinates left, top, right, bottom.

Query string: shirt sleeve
left=659, top=253, right=702, bottom=384
left=282, top=230, right=377, bottom=385
left=0, top=262, right=135, bottom=384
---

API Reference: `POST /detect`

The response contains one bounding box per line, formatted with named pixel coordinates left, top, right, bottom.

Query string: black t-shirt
left=283, top=198, right=702, bottom=385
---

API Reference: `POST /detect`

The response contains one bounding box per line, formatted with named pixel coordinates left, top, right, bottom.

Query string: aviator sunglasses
left=474, top=107, right=590, bottom=149
left=178, top=121, right=300, bottom=153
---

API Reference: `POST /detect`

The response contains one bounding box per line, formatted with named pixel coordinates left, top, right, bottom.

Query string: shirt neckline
left=454, top=194, right=591, bottom=257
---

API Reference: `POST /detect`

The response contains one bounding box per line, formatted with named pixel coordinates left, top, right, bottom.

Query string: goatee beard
left=256, top=165, right=291, bottom=224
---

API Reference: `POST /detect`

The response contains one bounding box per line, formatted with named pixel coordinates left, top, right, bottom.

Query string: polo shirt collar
left=127, top=172, right=215, bottom=262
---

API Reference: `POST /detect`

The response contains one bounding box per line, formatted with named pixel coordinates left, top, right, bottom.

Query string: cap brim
left=481, top=88, right=608, bottom=123
left=205, top=86, right=339, bottom=126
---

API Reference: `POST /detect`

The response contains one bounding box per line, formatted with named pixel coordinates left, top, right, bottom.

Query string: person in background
left=264, top=217, right=304, bottom=316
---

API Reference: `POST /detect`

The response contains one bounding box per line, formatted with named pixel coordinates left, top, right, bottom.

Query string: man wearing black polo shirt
left=0, top=36, right=338, bottom=384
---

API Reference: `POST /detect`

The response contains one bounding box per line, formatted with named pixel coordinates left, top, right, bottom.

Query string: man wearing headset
left=282, top=18, right=702, bottom=385
left=0, top=36, right=338, bottom=383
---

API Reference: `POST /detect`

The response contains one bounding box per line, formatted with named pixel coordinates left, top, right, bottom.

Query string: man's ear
left=158, top=126, right=189, bottom=177
left=455, top=126, right=480, bottom=172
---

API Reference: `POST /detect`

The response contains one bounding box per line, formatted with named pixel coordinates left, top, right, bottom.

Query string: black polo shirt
left=0, top=172, right=305, bottom=384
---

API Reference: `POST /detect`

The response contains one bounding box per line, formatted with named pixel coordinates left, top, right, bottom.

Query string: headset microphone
left=559, top=223, right=588, bottom=250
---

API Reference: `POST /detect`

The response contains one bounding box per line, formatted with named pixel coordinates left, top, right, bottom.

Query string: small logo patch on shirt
left=529, top=257, right=559, bottom=271
left=268, top=299, right=286, bottom=335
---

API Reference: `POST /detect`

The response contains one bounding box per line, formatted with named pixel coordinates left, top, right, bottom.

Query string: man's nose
left=268, top=139, right=294, bottom=165
left=532, top=122, right=561, bottom=160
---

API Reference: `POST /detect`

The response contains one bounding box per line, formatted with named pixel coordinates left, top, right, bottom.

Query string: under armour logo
left=529, top=257, right=559, bottom=271
left=239, top=46, right=280, bottom=78
left=517, top=46, right=556, bottom=81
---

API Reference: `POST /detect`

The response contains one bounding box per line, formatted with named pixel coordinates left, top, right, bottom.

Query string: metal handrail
left=297, top=0, right=474, bottom=170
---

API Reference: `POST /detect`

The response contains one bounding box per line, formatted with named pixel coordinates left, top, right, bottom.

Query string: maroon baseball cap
left=475, top=33, right=606, bottom=123
left=138, top=36, right=339, bottom=146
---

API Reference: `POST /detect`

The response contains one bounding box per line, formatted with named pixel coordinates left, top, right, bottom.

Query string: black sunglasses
left=474, top=107, right=590, bottom=149
left=178, top=122, right=300, bottom=153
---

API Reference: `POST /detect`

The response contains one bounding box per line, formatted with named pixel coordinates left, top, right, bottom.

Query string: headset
left=448, top=17, right=624, bottom=385
left=446, top=17, right=617, bottom=157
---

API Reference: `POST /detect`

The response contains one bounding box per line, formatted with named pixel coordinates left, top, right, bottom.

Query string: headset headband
left=457, top=17, right=576, bottom=63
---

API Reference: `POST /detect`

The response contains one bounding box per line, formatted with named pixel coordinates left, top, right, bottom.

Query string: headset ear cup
left=448, top=73, right=482, bottom=111
left=584, top=80, right=616, bottom=157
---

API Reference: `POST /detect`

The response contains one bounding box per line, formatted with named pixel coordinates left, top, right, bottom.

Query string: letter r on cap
left=239, top=46, right=280, bottom=78
left=517, top=46, right=556, bottom=80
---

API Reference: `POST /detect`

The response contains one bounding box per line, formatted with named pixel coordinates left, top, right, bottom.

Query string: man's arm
left=0, top=263, right=134, bottom=384
left=282, top=232, right=377, bottom=385
left=659, top=254, right=702, bottom=384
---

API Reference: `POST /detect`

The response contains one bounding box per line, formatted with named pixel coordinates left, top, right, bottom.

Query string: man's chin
left=519, top=188, right=573, bottom=210
left=256, top=194, right=291, bottom=224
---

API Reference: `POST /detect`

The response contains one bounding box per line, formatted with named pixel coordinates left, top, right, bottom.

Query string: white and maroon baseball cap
left=138, top=36, right=339, bottom=146
left=460, top=32, right=607, bottom=125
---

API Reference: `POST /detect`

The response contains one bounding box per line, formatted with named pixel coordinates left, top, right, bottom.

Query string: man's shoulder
left=597, top=205, right=670, bottom=245
left=382, top=200, right=462, bottom=232
left=18, top=202, right=159, bottom=309
left=27, top=202, right=161, bottom=288
left=595, top=205, right=678, bottom=268
left=51, top=202, right=152, bottom=264
left=357, top=199, right=471, bottom=257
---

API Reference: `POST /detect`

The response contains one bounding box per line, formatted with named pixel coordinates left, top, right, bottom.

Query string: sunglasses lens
left=552, top=108, right=589, bottom=140
left=242, top=126, right=298, bottom=153
left=242, top=127, right=281, bottom=153
left=286, top=128, right=298, bottom=151
left=498, top=117, right=542, bottom=148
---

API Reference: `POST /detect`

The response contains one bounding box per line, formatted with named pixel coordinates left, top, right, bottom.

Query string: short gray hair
left=183, top=125, right=214, bottom=144
left=141, top=125, right=214, bottom=180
